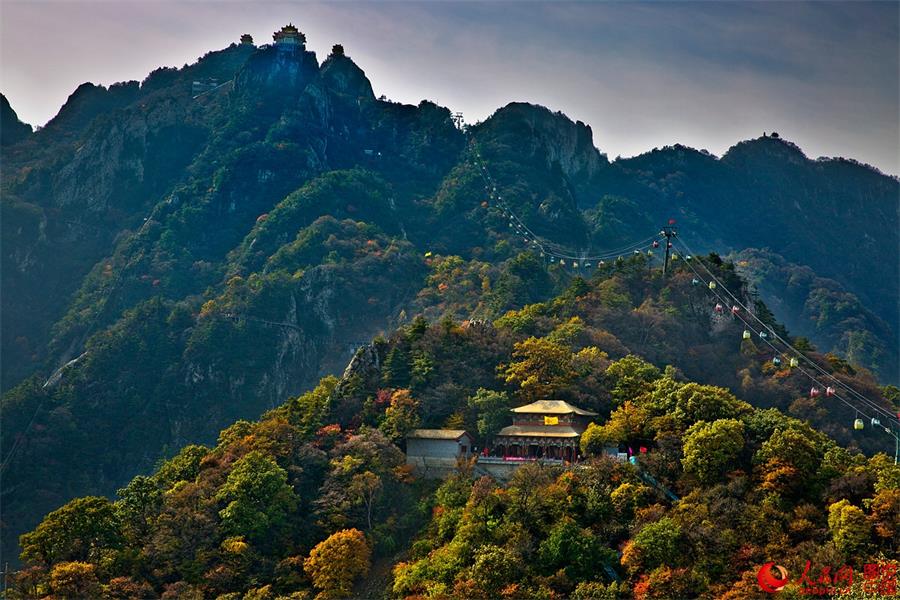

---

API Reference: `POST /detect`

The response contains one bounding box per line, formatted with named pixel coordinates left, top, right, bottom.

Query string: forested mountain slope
left=2, top=29, right=897, bottom=564
left=10, top=261, right=899, bottom=599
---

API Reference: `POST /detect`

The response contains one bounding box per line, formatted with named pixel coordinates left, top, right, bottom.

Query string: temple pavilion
left=493, top=400, right=598, bottom=462
left=273, top=24, right=306, bottom=49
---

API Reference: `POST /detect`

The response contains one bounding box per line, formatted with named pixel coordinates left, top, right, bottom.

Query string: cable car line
left=676, top=243, right=894, bottom=423
left=676, top=243, right=899, bottom=437
left=470, top=141, right=663, bottom=264
left=673, top=236, right=897, bottom=423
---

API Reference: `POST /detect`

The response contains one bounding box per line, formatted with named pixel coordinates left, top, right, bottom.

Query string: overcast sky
left=1, top=1, right=897, bottom=174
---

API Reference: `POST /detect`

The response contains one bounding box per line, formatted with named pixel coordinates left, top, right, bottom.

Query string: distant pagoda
left=273, top=23, right=306, bottom=50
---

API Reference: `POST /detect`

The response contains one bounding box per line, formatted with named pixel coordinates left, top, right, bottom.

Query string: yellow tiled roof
left=496, top=425, right=581, bottom=438
left=510, top=400, right=597, bottom=416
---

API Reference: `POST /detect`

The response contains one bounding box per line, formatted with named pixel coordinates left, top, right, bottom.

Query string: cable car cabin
left=790, top=358, right=799, bottom=368
left=731, top=306, right=740, bottom=315
left=692, top=278, right=700, bottom=286
left=826, top=387, right=835, bottom=397
left=653, top=240, right=660, bottom=248
left=854, top=419, right=864, bottom=430
left=743, top=330, right=752, bottom=340
left=647, top=250, right=654, bottom=256
left=809, top=387, right=821, bottom=398
left=708, top=282, right=717, bottom=290
left=759, top=332, right=768, bottom=339
left=672, top=254, right=679, bottom=261
left=871, top=417, right=882, bottom=427
left=686, top=255, right=693, bottom=260
left=633, top=250, right=641, bottom=255
left=714, top=304, right=724, bottom=314
left=772, top=356, right=782, bottom=366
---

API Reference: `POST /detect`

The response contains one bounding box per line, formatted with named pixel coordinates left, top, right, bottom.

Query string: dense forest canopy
left=9, top=258, right=900, bottom=599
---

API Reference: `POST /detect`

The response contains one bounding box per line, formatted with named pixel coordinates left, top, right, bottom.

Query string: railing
left=477, top=456, right=565, bottom=464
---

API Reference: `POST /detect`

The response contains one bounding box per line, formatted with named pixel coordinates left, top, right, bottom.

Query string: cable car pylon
left=661, top=221, right=677, bottom=275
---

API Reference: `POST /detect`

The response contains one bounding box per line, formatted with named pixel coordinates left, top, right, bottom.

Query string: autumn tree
left=465, top=544, right=521, bottom=598
left=304, top=529, right=371, bottom=599
left=315, top=428, right=405, bottom=532
left=827, top=499, right=872, bottom=555
left=755, top=426, right=822, bottom=496
left=500, top=337, right=576, bottom=401
left=379, top=388, right=421, bottom=442
left=581, top=401, right=651, bottom=454
left=49, top=562, right=101, bottom=599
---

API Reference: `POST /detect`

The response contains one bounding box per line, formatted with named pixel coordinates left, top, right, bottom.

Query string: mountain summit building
left=273, top=24, right=306, bottom=49
left=493, top=400, right=597, bottom=462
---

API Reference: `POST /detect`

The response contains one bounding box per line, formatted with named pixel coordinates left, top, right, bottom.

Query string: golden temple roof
left=510, top=400, right=598, bottom=416
left=496, top=425, right=581, bottom=438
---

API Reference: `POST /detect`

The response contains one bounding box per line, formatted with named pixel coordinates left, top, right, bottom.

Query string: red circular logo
left=757, top=562, right=789, bottom=593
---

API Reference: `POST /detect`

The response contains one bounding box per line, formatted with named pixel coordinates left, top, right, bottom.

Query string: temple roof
left=496, top=424, right=581, bottom=438
left=510, top=400, right=598, bottom=416
left=407, top=429, right=472, bottom=441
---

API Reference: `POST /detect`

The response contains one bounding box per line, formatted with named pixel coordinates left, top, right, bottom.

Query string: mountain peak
left=481, top=102, right=608, bottom=179
left=1, top=93, right=32, bottom=146
left=722, top=133, right=808, bottom=167
left=319, top=45, right=375, bottom=100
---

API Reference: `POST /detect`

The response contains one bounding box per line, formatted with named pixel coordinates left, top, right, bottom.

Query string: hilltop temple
left=492, top=400, right=597, bottom=462
left=273, top=23, right=306, bottom=50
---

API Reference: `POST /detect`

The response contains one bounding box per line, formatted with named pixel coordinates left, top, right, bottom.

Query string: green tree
left=538, top=518, right=610, bottom=581
left=467, top=388, right=511, bottom=441
left=682, top=419, right=745, bottom=484
left=672, top=383, right=749, bottom=427
left=605, top=355, right=660, bottom=406
left=580, top=401, right=650, bottom=455
left=621, top=517, right=683, bottom=574
left=215, top=451, right=298, bottom=545
left=382, top=345, right=411, bottom=388
left=115, top=475, right=163, bottom=541
left=304, top=528, right=371, bottom=599
left=154, top=444, right=209, bottom=489
left=20, top=496, right=123, bottom=566
left=284, top=375, right=338, bottom=437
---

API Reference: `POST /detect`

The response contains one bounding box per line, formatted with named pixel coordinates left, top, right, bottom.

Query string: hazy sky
left=2, top=1, right=898, bottom=174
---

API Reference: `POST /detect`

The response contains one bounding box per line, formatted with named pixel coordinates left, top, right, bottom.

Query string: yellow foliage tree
left=49, top=562, right=101, bottom=599
left=500, top=337, right=576, bottom=402
left=304, top=528, right=371, bottom=599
